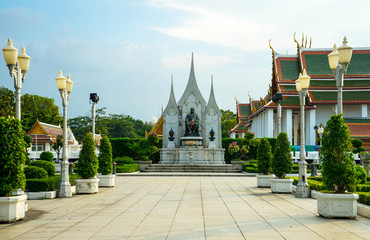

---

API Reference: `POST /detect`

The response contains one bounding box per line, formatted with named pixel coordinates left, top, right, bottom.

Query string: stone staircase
left=141, top=164, right=240, bottom=173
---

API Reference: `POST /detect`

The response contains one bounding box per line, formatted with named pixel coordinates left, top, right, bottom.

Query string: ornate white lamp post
left=56, top=70, right=74, bottom=198
left=317, top=125, right=324, bottom=147
left=2, top=38, right=31, bottom=120
left=272, top=93, right=283, bottom=134
left=327, top=37, right=353, bottom=115
left=295, top=69, right=311, bottom=198
left=89, top=93, right=100, bottom=141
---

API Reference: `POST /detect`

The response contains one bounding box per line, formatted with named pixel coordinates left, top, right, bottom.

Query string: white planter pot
left=317, top=192, right=359, bottom=218
left=270, top=178, right=293, bottom=193
left=257, top=174, right=275, bottom=188
left=98, top=174, right=115, bottom=187
left=0, top=194, right=27, bottom=223
left=75, top=178, right=99, bottom=194
left=26, top=191, right=57, bottom=200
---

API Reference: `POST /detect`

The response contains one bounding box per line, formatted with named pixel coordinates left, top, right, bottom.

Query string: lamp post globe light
left=272, top=93, right=283, bottom=134
left=295, top=69, right=311, bottom=198
left=317, top=125, right=324, bottom=147
left=89, top=93, right=100, bottom=142
left=2, top=38, right=31, bottom=120
left=56, top=70, right=74, bottom=198
left=327, top=37, right=353, bottom=115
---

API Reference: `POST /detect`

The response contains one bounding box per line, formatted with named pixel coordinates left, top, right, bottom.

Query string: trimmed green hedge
left=24, top=166, right=48, bottom=179
left=114, top=156, right=134, bottom=164
left=116, top=163, right=140, bottom=173
left=26, top=175, right=59, bottom=192
left=26, top=174, right=79, bottom=192
left=357, top=192, right=370, bottom=206
left=30, top=160, right=56, bottom=177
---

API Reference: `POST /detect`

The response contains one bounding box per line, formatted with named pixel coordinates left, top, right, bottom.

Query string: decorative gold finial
left=294, top=32, right=300, bottom=49
left=269, top=39, right=274, bottom=55
left=305, top=36, right=308, bottom=48
left=309, top=36, right=312, bottom=48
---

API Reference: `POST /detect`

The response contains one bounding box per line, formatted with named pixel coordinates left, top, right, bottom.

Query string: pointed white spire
left=207, top=75, right=220, bottom=112
left=178, top=53, right=206, bottom=106
left=164, top=75, right=178, bottom=114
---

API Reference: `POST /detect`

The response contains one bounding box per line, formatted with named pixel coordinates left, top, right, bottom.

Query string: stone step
left=142, top=164, right=241, bottom=173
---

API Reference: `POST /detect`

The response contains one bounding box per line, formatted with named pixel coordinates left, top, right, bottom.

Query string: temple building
left=230, top=35, right=370, bottom=149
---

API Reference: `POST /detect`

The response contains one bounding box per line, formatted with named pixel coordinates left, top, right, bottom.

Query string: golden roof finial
left=309, top=36, right=312, bottom=48
left=294, top=32, right=300, bottom=49
left=305, top=36, right=308, bottom=48
left=269, top=39, right=275, bottom=55
left=234, top=95, right=238, bottom=104
left=302, top=33, right=305, bottom=47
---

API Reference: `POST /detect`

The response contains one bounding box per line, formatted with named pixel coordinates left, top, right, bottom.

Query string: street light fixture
left=295, top=69, right=310, bottom=198
left=56, top=70, right=73, bottom=198
left=317, top=125, right=324, bottom=147
left=89, top=93, right=99, bottom=142
left=327, top=37, right=353, bottom=115
left=2, top=38, right=31, bottom=120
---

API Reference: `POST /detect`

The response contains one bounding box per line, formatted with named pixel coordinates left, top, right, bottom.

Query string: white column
left=362, top=104, right=368, bottom=118
left=259, top=114, right=262, bottom=138
left=282, top=110, right=287, bottom=133
left=293, top=114, right=299, bottom=145
left=286, top=109, right=293, bottom=144
left=230, top=132, right=236, bottom=139
left=306, top=109, right=316, bottom=145
left=273, top=114, right=277, bottom=138
left=266, top=109, right=274, bottom=138
left=241, top=132, right=245, bottom=138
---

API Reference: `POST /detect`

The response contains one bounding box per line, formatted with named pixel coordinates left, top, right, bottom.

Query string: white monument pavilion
left=160, top=54, right=225, bottom=164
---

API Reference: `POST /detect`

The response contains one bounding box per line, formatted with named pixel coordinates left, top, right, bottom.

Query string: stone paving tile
left=0, top=176, right=370, bottom=240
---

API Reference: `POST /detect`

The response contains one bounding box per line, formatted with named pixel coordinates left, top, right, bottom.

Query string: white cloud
left=149, top=0, right=276, bottom=51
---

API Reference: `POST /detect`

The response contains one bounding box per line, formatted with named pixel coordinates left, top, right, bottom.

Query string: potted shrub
left=75, top=133, right=99, bottom=194
left=97, top=136, right=115, bottom=187
left=270, top=132, right=293, bottom=193
left=256, top=138, right=275, bottom=187
left=318, top=114, right=358, bottom=218
left=0, top=117, right=27, bottom=223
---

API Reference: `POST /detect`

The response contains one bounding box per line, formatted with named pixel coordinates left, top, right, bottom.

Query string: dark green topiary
left=354, top=165, right=367, bottom=184
left=30, top=160, right=55, bottom=177
left=257, top=137, right=272, bottom=175
left=76, top=133, right=98, bottom=179
left=272, top=132, right=293, bottom=178
left=0, top=117, right=26, bottom=196
left=98, top=136, right=113, bottom=175
left=352, top=139, right=365, bottom=154
left=321, top=114, right=357, bottom=193
left=40, top=151, right=54, bottom=162
left=24, top=166, right=48, bottom=179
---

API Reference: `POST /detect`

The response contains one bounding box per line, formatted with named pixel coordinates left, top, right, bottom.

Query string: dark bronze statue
left=185, top=107, right=200, bottom=136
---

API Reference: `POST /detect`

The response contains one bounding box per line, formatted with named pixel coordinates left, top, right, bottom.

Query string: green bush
left=272, top=132, right=292, bottom=178
left=257, top=137, right=272, bottom=175
left=308, top=180, right=327, bottom=191
left=114, top=156, right=134, bottom=164
left=76, top=133, right=99, bottom=179
left=0, top=117, right=26, bottom=196
left=354, top=165, right=367, bottom=184
left=248, top=159, right=257, bottom=164
left=352, top=139, right=365, bottom=154
left=231, top=159, right=242, bottom=161
left=24, top=166, right=48, bottom=179
left=30, top=160, right=55, bottom=177
left=116, top=163, right=140, bottom=173
left=356, top=184, right=370, bottom=192
left=26, top=175, right=60, bottom=192
left=308, top=176, right=323, bottom=182
left=321, top=114, right=357, bottom=193
left=98, top=136, right=113, bottom=175
left=243, top=167, right=260, bottom=173
left=40, top=151, right=54, bottom=162
left=356, top=192, right=370, bottom=206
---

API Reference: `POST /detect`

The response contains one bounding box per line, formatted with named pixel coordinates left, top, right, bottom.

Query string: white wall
left=316, top=105, right=336, bottom=127
left=343, top=104, right=361, bottom=118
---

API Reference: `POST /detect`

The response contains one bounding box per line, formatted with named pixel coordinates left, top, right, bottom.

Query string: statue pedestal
left=159, top=148, right=225, bottom=165
left=180, top=136, right=203, bottom=148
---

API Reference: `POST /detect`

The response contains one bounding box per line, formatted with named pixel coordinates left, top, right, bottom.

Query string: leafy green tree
left=272, top=132, right=292, bottom=178
left=0, top=117, right=26, bottom=196
left=0, top=86, right=15, bottom=117
left=53, top=135, right=63, bottom=163
left=321, top=114, right=357, bottom=193
left=221, top=109, right=237, bottom=138
left=21, top=93, right=62, bottom=132
left=98, top=136, right=113, bottom=175
left=40, top=151, right=54, bottom=162
left=76, top=133, right=98, bottom=179
left=257, top=138, right=272, bottom=175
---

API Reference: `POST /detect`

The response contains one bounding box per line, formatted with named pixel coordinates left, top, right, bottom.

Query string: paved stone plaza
left=1, top=175, right=370, bottom=240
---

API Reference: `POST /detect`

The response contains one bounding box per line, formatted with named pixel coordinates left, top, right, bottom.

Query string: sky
left=1, top=0, right=370, bottom=122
